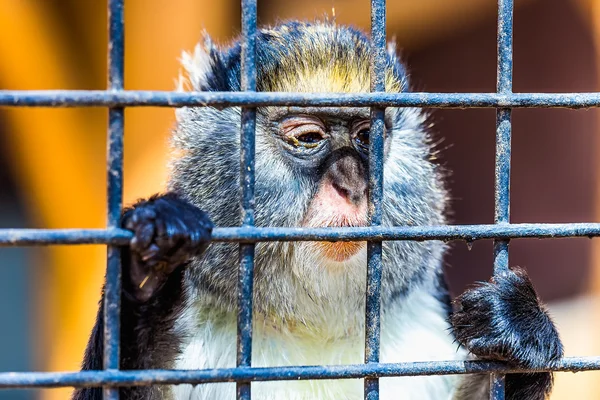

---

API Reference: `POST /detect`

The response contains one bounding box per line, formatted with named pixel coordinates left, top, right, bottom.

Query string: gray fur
left=169, top=22, right=447, bottom=327
left=73, top=21, right=561, bottom=400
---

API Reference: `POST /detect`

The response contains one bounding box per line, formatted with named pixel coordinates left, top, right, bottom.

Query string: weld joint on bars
left=3, top=91, right=600, bottom=108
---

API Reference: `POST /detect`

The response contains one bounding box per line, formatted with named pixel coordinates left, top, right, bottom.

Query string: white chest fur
left=170, top=287, right=463, bottom=400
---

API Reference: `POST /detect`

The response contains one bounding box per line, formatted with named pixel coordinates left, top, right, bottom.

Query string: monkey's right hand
left=121, top=193, right=213, bottom=303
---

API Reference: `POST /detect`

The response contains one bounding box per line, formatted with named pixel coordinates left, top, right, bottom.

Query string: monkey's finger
left=139, top=243, right=161, bottom=263
left=129, top=206, right=156, bottom=225
left=159, top=216, right=189, bottom=249
left=131, top=221, right=156, bottom=253
left=455, top=284, right=492, bottom=310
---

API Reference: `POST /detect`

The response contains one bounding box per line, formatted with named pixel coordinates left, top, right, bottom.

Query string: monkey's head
left=171, top=21, right=447, bottom=327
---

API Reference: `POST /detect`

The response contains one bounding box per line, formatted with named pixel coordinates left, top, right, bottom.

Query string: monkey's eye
left=353, top=121, right=371, bottom=152
left=296, top=131, right=324, bottom=144
left=355, top=128, right=370, bottom=148
left=281, top=117, right=327, bottom=149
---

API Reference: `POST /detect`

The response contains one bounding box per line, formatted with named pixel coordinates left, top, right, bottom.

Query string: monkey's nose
left=331, top=179, right=367, bottom=206
left=326, top=151, right=368, bottom=206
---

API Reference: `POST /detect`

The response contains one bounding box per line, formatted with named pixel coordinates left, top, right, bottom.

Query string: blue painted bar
left=490, top=373, right=506, bottom=400
left=237, top=1, right=257, bottom=399
left=493, top=0, right=514, bottom=275
left=364, top=1, right=386, bottom=399
left=4, top=90, right=600, bottom=108
left=491, top=0, right=513, bottom=398
left=1, top=357, right=600, bottom=389
left=104, top=1, right=125, bottom=399
left=493, top=109, right=511, bottom=275
left=104, top=0, right=124, bottom=399
left=5, top=223, right=600, bottom=246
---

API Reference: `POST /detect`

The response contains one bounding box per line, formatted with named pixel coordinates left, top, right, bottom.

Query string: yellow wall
left=0, top=1, right=235, bottom=399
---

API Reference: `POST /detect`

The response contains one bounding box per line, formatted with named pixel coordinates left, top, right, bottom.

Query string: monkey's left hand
left=122, top=193, right=213, bottom=303
left=451, top=267, right=563, bottom=399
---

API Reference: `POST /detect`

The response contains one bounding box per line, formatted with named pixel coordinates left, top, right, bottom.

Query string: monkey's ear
left=178, top=32, right=224, bottom=92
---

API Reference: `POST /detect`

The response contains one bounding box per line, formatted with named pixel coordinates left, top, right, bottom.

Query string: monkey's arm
left=451, top=267, right=563, bottom=400
left=72, top=193, right=213, bottom=400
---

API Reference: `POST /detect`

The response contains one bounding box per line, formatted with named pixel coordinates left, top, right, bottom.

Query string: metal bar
left=364, top=1, right=386, bottom=399
left=494, top=108, right=511, bottom=274
left=2, top=357, right=600, bottom=389
left=494, top=0, right=514, bottom=275
left=491, top=0, right=513, bottom=398
left=104, top=1, right=125, bottom=400
left=5, top=223, right=600, bottom=246
left=237, top=1, right=257, bottom=399
left=490, top=374, right=506, bottom=400
left=104, top=0, right=125, bottom=399
left=4, top=91, right=600, bottom=108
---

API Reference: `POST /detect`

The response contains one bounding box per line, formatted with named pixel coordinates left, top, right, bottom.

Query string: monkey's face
left=271, top=109, right=380, bottom=263
left=171, top=21, right=448, bottom=321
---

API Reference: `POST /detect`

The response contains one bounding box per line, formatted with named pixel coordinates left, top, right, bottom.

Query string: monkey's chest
left=168, top=294, right=462, bottom=400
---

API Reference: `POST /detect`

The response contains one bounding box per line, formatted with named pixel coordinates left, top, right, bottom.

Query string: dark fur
left=72, top=194, right=213, bottom=400
left=452, top=267, right=564, bottom=399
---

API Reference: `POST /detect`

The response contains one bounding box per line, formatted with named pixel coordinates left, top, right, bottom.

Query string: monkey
left=73, top=21, right=563, bottom=400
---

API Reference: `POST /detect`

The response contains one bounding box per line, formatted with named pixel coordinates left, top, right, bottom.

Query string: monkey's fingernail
left=140, top=244, right=160, bottom=261
left=139, top=274, right=151, bottom=289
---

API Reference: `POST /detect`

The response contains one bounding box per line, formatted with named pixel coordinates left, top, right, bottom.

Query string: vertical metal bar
left=237, top=0, right=257, bottom=399
left=365, top=1, right=386, bottom=399
left=490, top=374, right=506, bottom=399
left=494, top=0, right=513, bottom=274
left=491, top=0, right=513, bottom=399
left=104, top=0, right=124, bottom=399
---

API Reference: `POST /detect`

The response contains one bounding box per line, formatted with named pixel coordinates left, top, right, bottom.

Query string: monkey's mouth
left=307, top=218, right=368, bottom=262
left=316, top=240, right=366, bottom=262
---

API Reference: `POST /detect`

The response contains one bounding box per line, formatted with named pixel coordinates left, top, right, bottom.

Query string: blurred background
left=1, top=0, right=600, bottom=399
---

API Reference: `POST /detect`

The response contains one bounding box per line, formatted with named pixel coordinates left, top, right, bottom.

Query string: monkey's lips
left=316, top=240, right=366, bottom=262
left=304, top=218, right=367, bottom=262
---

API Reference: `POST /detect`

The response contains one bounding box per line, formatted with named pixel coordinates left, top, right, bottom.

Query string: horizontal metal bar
left=0, top=357, right=598, bottom=389
left=0, top=229, right=132, bottom=246
left=2, top=223, right=600, bottom=247
left=2, top=91, right=600, bottom=109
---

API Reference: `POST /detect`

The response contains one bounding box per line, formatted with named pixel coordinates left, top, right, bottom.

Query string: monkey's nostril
left=330, top=180, right=368, bottom=206
left=331, top=181, right=351, bottom=200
